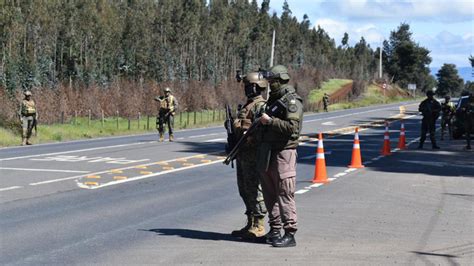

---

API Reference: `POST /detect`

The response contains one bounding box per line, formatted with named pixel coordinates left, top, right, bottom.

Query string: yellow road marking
left=155, top=162, right=169, bottom=165
left=162, top=166, right=174, bottom=170
left=140, top=171, right=153, bottom=175
left=110, top=170, right=123, bottom=174
left=176, top=159, right=188, bottom=162
left=113, top=176, right=127, bottom=180
left=84, top=182, right=99, bottom=186
left=194, top=155, right=206, bottom=159
left=201, top=159, right=212, bottom=163
left=183, top=163, right=195, bottom=166
left=86, top=175, right=101, bottom=179
left=135, top=165, right=148, bottom=169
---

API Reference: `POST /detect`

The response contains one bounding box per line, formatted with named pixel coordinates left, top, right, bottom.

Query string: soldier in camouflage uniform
left=418, top=90, right=441, bottom=149
left=322, top=93, right=329, bottom=112
left=155, top=87, right=177, bottom=142
left=231, top=72, right=268, bottom=239
left=257, top=65, right=303, bottom=248
left=460, top=93, right=474, bottom=150
left=18, top=91, right=38, bottom=146
left=440, top=95, right=455, bottom=140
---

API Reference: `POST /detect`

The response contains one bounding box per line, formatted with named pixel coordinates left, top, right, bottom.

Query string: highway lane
left=2, top=101, right=472, bottom=264
left=0, top=101, right=414, bottom=198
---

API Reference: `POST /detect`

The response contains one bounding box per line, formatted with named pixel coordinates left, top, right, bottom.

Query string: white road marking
left=295, top=189, right=309, bottom=194
left=334, top=172, right=347, bottom=177
left=29, top=154, right=209, bottom=186
left=78, top=159, right=225, bottom=190
left=0, top=186, right=23, bottom=192
left=204, top=138, right=226, bottom=143
left=310, top=183, right=324, bottom=188
left=0, top=142, right=145, bottom=162
left=322, top=121, right=336, bottom=126
left=344, top=168, right=357, bottom=173
left=0, top=167, right=90, bottom=173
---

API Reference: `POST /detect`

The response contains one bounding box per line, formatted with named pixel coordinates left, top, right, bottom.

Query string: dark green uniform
left=258, top=83, right=303, bottom=245
left=322, top=94, right=329, bottom=112
left=460, top=96, right=474, bottom=149
left=418, top=96, right=441, bottom=149
left=440, top=101, right=455, bottom=140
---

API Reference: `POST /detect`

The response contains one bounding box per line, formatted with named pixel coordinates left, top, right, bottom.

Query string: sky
left=264, top=0, right=474, bottom=68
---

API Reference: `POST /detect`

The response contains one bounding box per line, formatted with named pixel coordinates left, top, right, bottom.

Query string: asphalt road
left=1, top=101, right=473, bottom=265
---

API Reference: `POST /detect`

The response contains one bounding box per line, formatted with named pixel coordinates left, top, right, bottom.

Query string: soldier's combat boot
left=243, top=216, right=266, bottom=239
left=169, top=134, right=174, bottom=142
left=159, top=133, right=164, bottom=142
left=231, top=215, right=252, bottom=237
left=21, top=138, right=27, bottom=146
left=272, top=232, right=296, bottom=248
left=26, top=138, right=32, bottom=145
left=265, top=228, right=281, bottom=244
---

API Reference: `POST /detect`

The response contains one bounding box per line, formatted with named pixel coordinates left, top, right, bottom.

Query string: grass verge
left=0, top=110, right=226, bottom=147
left=308, top=79, right=352, bottom=103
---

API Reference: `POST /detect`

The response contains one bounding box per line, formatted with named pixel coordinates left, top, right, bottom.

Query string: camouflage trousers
left=21, top=116, right=35, bottom=138
left=157, top=112, right=174, bottom=135
left=236, top=154, right=267, bottom=218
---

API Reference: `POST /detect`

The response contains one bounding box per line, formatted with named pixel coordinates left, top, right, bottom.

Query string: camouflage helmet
left=426, top=90, right=435, bottom=96
left=270, top=65, right=290, bottom=81
left=24, top=91, right=32, bottom=96
left=244, top=72, right=268, bottom=89
left=164, top=87, right=171, bottom=93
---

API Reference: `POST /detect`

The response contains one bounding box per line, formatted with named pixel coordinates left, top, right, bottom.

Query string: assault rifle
left=223, top=99, right=286, bottom=165
left=224, top=104, right=236, bottom=154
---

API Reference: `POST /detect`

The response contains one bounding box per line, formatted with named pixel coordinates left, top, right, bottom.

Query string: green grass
left=0, top=109, right=226, bottom=147
left=327, top=83, right=418, bottom=110
left=308, top=79, right=352, bottom=103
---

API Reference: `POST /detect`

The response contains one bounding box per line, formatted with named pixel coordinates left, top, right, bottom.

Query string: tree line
left=1, top=0, right=461, bottom=124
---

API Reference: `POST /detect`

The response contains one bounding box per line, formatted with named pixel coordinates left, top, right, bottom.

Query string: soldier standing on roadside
left=418, top=90, right=441, bottom=149
left=18, top=91, right=37, bottom=146
left=155, top=87, right=177, bottom=142
left=257, top=65, right=303, bottom=248
left=460, top=93, right=474, bottom=150
left=440, top=95, right=455, bottom=140
left=230, top=72, right=268, bottom=240
left=322, top=93, right=329, bottom=112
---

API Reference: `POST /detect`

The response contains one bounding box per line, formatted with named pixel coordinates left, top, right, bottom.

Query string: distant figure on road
left=460, top=93, right=474, bottom=150
left=257, top=65, right=303, bottom=248
left=18, top=90, right=37, bottom=146
left=230, top=72, right=268, bottom=240
left=440, top=95, right=455, bottom=140
left=155, top=87, right=177, bottom=142
left=322, top=93, right=329, bottom=112
left=418, top=90, right=441, bottom=149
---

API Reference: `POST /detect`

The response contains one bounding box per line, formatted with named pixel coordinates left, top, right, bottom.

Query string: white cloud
left=319, top=0, right=473, bottom=22
left=315, top=19, right=384, bottom=47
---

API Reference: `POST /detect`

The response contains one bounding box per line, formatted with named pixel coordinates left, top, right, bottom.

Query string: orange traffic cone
left=397, top=120, right=406, bottom=150
left=348, top=127, right=364, bottom=168
left=312, top=133, right=329, bottom=183
left=381, top=121, right=392, bottom=156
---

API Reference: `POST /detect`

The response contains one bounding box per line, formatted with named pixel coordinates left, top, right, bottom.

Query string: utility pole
left=267, top=30, right=276, bottom=99
left=379, top=42, right=383, bottom=79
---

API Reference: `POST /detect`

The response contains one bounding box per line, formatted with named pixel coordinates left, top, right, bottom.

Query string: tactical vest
left=262, top=84, right=304, bottom=150
left=236, top=96, right=266, bottom=132
left=21, top=100, right=36, bottom=116
left=160, top=95, right=175, bottom=111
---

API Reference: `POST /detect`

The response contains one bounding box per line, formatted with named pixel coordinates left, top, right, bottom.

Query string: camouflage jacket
left=261, top=84, right=304, bottom=150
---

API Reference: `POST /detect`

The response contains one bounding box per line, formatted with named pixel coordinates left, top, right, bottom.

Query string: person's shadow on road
left=141, top=228, right=266, bottom=244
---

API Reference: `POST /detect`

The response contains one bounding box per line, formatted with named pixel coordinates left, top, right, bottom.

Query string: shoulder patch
left=288, top=104, right=298, bottom=113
